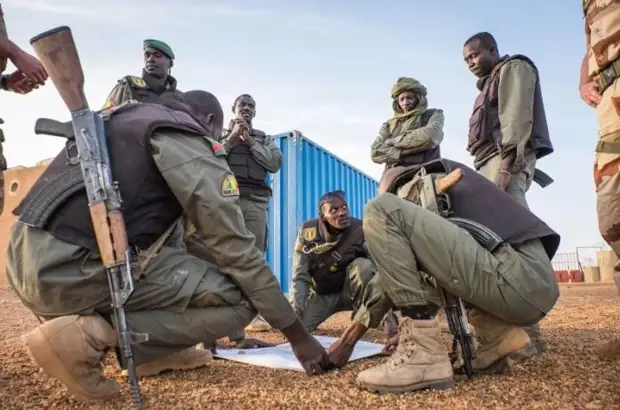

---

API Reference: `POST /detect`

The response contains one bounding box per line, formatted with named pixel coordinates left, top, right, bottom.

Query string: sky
left=0, top=1, right=605, bottom=257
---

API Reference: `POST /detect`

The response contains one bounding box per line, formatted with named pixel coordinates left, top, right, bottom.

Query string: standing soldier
left=371, top=77, right=445, bottom=173
left=0, top=3, right=48, bottom=212
left=462, top=31, right=554, bottom=355
left=580, top=1, right=620, bottom=359
left=102, top=39, right=182, bottom=109
left=220, top=94, right=282, bottom=337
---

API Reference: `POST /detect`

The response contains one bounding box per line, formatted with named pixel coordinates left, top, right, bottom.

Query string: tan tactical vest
left=584, top=0, right=620, bottom=76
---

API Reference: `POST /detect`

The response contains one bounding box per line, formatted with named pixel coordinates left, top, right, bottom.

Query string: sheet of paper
left=214, top=335, right=383, bottom=372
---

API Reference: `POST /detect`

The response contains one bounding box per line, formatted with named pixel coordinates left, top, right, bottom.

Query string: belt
left=598, top=58, right=620, bottom=94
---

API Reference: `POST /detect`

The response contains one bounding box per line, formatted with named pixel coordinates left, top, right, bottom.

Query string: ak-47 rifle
left=29, top=26, right=147, bottom=409
left=414, top=168, right=477, bottom=379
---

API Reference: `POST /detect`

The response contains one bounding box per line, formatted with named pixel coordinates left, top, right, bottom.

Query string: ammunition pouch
left=448, top=217, right=504, bottom=252
left=597, top=58, right=620, bottom=95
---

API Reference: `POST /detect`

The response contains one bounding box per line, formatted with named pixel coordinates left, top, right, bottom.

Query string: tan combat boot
left=356, top=317, right=455, bottom=394
left=246, top=315, right=272, bottom=332
left=469, top=309, right=537, bottom=374
left=21, top=314, right=120, bottom=402
left=125, top=347, right=213, bottom=377
left=523, top=323, right=548, bottom=354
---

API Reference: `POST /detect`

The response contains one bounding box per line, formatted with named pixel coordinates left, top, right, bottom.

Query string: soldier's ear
left=205, top=113, right=215, bottom=125
left=169, top=59, right=174, bottom=68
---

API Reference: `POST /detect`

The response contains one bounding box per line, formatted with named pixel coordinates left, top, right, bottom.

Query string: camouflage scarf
left=387, top=77, right=429, bottom=136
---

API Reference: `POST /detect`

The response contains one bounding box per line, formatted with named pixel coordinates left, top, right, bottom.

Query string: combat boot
left=469, top=309, right=537, bottom=374
left=21, top=314, right=120, bottom=402
left=523, top=323, right=548, bottom=354
left=356, top=317, right=455, bottom=394
left=125, top=347, right=213, bottom=377
left=246, top=315, right=272, bottom=332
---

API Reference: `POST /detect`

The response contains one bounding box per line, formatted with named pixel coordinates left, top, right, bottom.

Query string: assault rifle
left=414, top=167, right=477, bottom=379
left=29, top=26, right=146, bottom=409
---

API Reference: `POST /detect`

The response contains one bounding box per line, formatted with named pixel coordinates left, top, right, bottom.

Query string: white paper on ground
left=213, top=335, right=383, bottom=372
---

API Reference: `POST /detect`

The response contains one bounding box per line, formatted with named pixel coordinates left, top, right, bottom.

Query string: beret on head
left=143, top=39, right=175, bottom=60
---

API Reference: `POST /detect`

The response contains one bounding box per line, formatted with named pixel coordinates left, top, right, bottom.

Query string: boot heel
left=428, top=379, right=456, bottom=391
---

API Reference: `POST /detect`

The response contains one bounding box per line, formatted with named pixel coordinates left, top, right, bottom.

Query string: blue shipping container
left=265, top=131, right=379, bottom=295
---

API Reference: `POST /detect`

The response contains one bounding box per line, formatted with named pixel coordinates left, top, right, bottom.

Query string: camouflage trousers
left=594, top=78, right=620, bottom=293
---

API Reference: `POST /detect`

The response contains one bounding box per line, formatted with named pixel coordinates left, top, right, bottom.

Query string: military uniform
left=354, top=158, right=560, bottom=393
left=584, top=1, right=620, bottom=291
left=220, top=127, right=282, bottom=252
left=467, top=53, right=554, bottom=351
left=6, top=103, right=298, bottom=400
left=290, top=217, right=390, bottom=332
left=102, top=39, right=182, bottom=109
left=371, top=77, right=444, bottom=171
left=0, top=5, right=10, bottom=211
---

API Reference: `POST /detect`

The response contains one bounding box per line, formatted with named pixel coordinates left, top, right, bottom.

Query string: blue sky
left=0, top=1, right=603, bottom=256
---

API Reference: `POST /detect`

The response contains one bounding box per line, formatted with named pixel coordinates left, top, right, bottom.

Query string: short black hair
left=182, top=90, right=224, bottom=125
left=464, top=32, right=498, bottom=51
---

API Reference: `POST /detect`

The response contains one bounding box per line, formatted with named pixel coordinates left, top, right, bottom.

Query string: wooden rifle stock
left=436, top=168, right=463, bottom=194
left=29, top=26, right=88, bottom=111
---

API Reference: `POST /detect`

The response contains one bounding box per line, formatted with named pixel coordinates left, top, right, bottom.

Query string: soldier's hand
left=580, top=80, right=601, bottom=108
left=326, top=337, right=356, bottom=369
left=291, top=334, right=330, bottom=376
left=230, top=118, right=249, bottom=138
left=10, top=50, right=48, bottom=86
left=381, top=333, right=399, bottom=356
left=5, top=70, right=36, bottom=94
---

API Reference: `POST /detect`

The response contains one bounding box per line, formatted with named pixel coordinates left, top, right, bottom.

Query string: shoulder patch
left=128, top=76, right=147, bottom=88
left=302, top=227, right=317, bottom=242
left=221, top=174, right=240, bottom=197
left=202, top=136, right=227, bottom=157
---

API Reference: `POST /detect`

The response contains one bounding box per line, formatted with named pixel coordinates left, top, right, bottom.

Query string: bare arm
left=389, top=109, right=445, bottom=151
left=371, top=122, right=401, bottom=164
left=150, top=131, right=299, bottom=330
left=249, top=134, right=283, bottom=173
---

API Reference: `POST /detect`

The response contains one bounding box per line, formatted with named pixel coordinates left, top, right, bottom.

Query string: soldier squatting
left=2, top=1, right=620, bottom=404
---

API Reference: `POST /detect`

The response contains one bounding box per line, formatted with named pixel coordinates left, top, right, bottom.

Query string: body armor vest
left=299, top=217, right=365, bottom=294
left=467, top=55, right=553, bottom=166
left=227, top=128, right=272, bottom=197
left=14, top=103, right=207, bottom=252
left=379, top=158, right=561, bottom=259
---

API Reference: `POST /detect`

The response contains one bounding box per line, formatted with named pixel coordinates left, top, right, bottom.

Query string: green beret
left=143, top=39, right=174, bottom=60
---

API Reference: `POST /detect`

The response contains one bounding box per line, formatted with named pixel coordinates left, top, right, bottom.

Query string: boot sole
left=477, top=342, right=537, bottom=375
left=22, top=328, right=120, bottom=402
left=123, top=355, right=213, bottom=377
left=356, top=378, right=455, bottom=394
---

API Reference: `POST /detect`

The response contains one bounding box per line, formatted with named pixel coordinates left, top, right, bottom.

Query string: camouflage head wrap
left=387, top=77, right=429, bottom=135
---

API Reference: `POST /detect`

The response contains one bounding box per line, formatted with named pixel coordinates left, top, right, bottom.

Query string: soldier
left=325, top=158, right=560, bottom=394
left=219, top=93, right=282, bottom=335
left=102, top=39, right=182, bottom=109
left=0, top=3, right=49, bottom=212
left=290, top=190, right=391, bottom=333
left=6, top=92, right=329, bottom=402
left=580, top=1, right=620, bottom=359
left=462, top=31, right=555, bottom=354
left=371, top=77, right=444, bottom=175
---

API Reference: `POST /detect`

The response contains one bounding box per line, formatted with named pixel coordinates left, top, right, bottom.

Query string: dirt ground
left=1, top=283, right=619, bottom=410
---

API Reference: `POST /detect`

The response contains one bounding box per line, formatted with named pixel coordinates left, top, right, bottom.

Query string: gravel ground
left=1, top=283, right=620, bottom=410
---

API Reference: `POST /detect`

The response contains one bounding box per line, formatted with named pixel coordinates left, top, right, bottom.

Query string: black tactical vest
left=13, top=103, right=207, bottom=252
left=227, top=128, right=272, bottom=197
left=467, top=55, right=553, bottom=166
left=299, top=218, right=366, bottom=294
left=125, top=74, right=183, bottom=104
left=384, top=158, right=561, bottom=259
